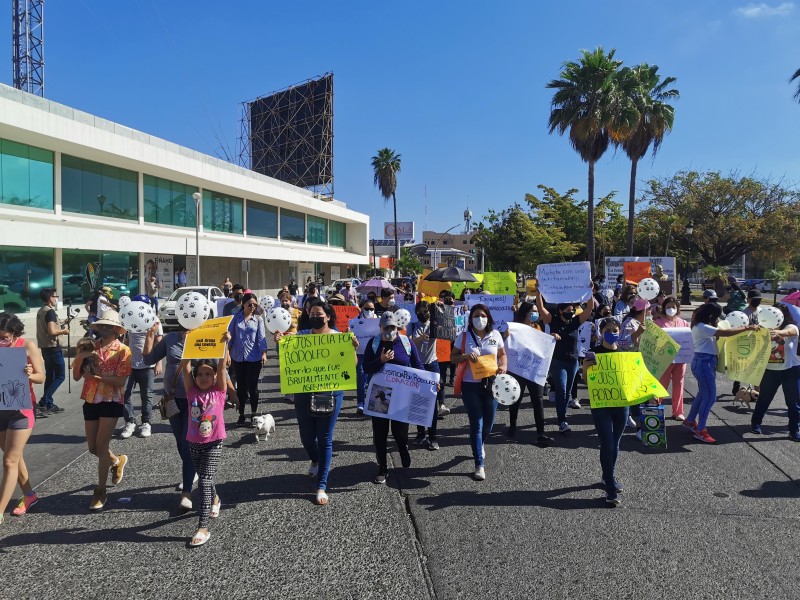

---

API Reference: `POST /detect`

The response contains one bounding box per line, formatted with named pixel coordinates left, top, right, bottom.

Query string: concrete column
left=54, top=247, right=63, bottom=309
left=137, top=172, right=144, bottom=225
left=54, top=151, right=62, bottom=216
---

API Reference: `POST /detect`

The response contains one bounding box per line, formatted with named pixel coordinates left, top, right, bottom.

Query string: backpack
left=371, top=334, right=412, bottom=356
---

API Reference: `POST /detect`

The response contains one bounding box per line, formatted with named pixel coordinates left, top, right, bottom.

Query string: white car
left=325, top=278, right=362, bottom=296
left=159, top=286, right=225, bottom=331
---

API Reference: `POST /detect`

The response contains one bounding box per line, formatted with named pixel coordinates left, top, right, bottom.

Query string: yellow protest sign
left=639, top=323, right=681, bottom=380
left=482, top=272, right=517, bottom=295
left=466, top=273, right=483, bottom=289
left=716, top=320, right=730, bottom=374
left=725, top=328, right=771, bottom=385
left=526, top=279, right=538, bottom=295
left=469, top=354, right=498, bottom=379
left=417, top=269, right=452, bottom=298
left=182, top=316, right=233, bottom=359
left=279, top=332, right=357, bottom=394
left=587, top=352, right=668, bottom=409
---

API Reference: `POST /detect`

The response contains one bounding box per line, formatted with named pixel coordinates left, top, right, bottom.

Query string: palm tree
left=547, top=47, right=631, bottom=274
left=791, top=68, right=800, bottom=101
left=371, top=148, right=402, bottom=276
left=614, top=64, right=679, bottom=254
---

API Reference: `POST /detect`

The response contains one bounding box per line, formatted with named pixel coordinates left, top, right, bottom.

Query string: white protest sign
left=349, top=318, right=381, bottom=355
left=664, top=327, right=693, bottom=364
left=0, top=347, right=32, bottom=410
left=364, top=363, right=440, bottom=427
left=504, top=322, right=556, bottom=386
left=536, top=261, right=592, bottom=304
left=576, top=321, right=594, bottom=358
left=466, top=294, right=514, bottom=332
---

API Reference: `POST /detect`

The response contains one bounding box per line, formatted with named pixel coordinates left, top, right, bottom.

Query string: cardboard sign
left=469, top=354, right=498, bottom=379
left=0, top=347, right=32, bottom=410
left=605, top=256, right=676, bottom=284
left=639, top=323, right=681, bottom=380
left=332, top=305, right=360, bottom=325
left=482, top=272, right=517, bottom=295
left=576, top=321, right=594, bottom=358
left=465, top=294, right=514, bottom=332
left=436, top=338, right=451, bottom=363
left=432, top=304, right=467, bottom=341
left=725, top=328, right=771, bottom=385
left=349, top=317, right=381, bottom=355
left=535, top=262, right=592, bottom=304
left=504, top=322, right=556, bottom=386
left=417, top=269, right=452, bottom=298
left=623, top=261, right=652, bottom=285
left=586, top=352, right=669, bottom=409
left=279, top=332, right=357, bottom=393
left=663, top=327, right=693, bottom=364
left=526, top=279, right=538, bottom=295
left=363, top=363, right=440, bottom=427
left=182, top=316, right=233, bottom=359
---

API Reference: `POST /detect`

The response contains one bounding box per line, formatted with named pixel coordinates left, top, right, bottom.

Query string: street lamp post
left=433, top=224, right=461, bottom=270
left=192, top=192, right=202, bottom=285
left=681, top=222, right=694, bottom=305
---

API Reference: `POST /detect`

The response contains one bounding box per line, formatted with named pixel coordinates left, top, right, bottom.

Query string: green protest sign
left=482, top=272, right=516, bottom=295
left=587, top=352, right=668, bottom=409
left=725, top=328, right=771, bottom=385
left=279, top=333, right=357, bottom=394
left=639, top=323, right=681, bottom=380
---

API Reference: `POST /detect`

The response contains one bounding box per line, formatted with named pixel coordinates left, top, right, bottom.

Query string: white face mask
left=665, top=307, right=678, bottom=317
left=388, top=298, right=396, bottom=306
left=363, top=310, right=375, bottom=318
left=472, top=316, right=488, bottom=331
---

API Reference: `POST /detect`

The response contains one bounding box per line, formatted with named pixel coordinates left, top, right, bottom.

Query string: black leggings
left=371, top=417, right=409, bottom=471
left=189, top=440, right=222, bottom=530
left=509, top=374, right=546, bottom=434
left=233, top=360, right=262, bottom=414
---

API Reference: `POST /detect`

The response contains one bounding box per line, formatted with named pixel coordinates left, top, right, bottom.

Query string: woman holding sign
left=0, top=313, right=44, bottom=523
left=451, top=304, right=507, bottom=481
left=653, top=296, right=690, bottom=421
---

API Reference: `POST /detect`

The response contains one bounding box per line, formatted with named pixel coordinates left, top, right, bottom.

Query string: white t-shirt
left=455, top=329, right=504, bottom=383
left=692, top=323, right=718, bottom=355
left=766, top=325, right=800, bottom=371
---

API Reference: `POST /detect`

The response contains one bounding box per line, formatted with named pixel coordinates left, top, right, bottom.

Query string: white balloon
left=758, top=306, right=783, bottom=329
left=177, top=294, right=210, bottom=330
left=491, top=374, right=521, bottom=406
left=265, top=307, right=293, bottom=333
left=259, top=295, right=276, bottom=312
left=637, top=278, right=661, bottom=301
left=726, top=311, right=749, bottom=328
left=118, top=295, right=131, bottom=308
left=394, top=308, right=411, bottom=328
left=120, top=301, right=155, bottom=334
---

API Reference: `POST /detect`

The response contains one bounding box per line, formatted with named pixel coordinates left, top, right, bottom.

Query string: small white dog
left=252, top=414, right=276, bottom=442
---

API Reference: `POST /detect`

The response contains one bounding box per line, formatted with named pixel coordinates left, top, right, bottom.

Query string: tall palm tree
left=547, top=47, right=631, bottom=274
left=371, top=148, right=402, bottom=276
left=791, top=68, right=800, bottom=102
left=614, top=64, right=679, bottom=254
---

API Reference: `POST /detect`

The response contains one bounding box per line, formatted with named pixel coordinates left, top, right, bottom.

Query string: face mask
left=562, top=311, right=574, bottom=320
left=0, top=338, right=14, bottom=347
left=529, top=312, right=539, bottom=322
left=382, top=328, right=397, bottom=341
left=363, top=310, right=375, bottom=318
left=665, top=307, right=678, bottom=317
left=281, top=303, right=292, bottom=311
left=751, top=299, right=762, bottom=308
left=444, top=298, right=454, bottom=305
left=234, top=294, right=243, bottom=302
left=388, top=298, right=396, bottom=306
left=603, top=331, right=620, bottom=345
left=308, top=316, right=326, bottom=330
left=472, top=317, right=488, bottom=330
left=417, top=311, right=430, bottom=322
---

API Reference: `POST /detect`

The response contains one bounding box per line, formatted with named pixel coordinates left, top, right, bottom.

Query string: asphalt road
left=2, top=314, right=799, bottom=600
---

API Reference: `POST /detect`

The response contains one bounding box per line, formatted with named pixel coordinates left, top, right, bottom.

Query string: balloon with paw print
left=177, top=292, right=210, bottom=330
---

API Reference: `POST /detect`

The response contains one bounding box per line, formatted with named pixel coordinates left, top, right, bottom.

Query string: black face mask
left=417, top=311, right=430, bottom=322
left=444, top=298, right=454, bottom=305
left=309, top=316, right=326, bottom=330
left=561, top=311, right=574, bottom=320
left=233, top=294, right=243, bottom=302
left=751, top=299, right=762, bottom=308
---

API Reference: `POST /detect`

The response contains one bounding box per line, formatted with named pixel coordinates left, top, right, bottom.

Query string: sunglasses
left=245, top=303, right=258, bottom=308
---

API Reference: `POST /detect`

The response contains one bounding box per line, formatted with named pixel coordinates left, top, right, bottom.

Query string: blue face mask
left=529, top=312, right=539, bottom=322
left=603, top=331, right=620, bottom=345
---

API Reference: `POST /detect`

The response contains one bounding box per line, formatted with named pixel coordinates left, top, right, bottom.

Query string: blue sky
left=3, top=1, right=799, bottom=239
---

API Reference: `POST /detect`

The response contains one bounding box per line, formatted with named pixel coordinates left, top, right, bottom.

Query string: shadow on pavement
left=415, top=485, right=605, bottom=511
left=739, top=479, right=800, bottom=498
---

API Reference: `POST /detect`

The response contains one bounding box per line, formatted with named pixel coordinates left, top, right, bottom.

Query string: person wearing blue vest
left=363, top=311, right=423, bottom=484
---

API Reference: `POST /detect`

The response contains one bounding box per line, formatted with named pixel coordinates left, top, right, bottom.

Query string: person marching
left=409, top=301, right=444, bottom=450
left=353, top=298, right=377, bottom=415
left=653, top=296, right=689, bottom=421
left=36, top=288, right=69, bottom=414
left=227, top=293, right=268, bottom=426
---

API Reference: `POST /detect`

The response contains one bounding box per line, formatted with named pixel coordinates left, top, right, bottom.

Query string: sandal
left=315, top=490, right=329, bottom=506
left=210, top=497, right=221, bottom=518
left=189, top=530, right=211, bottom=547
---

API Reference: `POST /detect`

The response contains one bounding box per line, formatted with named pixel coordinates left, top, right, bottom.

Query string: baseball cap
left=132, top=294, right=151, bottom=305
left=380, top=312, right=399, bottom=329
left=747, top=289, right=761, bottom=299
left=703, top=289, right=718, bottom=300
left=632, top=297, right=650, bottom=312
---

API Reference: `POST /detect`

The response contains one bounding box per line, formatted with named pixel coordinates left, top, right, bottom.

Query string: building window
left=0, top=245, right=54, bottom=313
left=0, top=139, right=54, bottom=210
left=280, top=208, right=305, bottom=242
left=247, top=202, right=278, bottom=239
left=463, top=240, right=468, bottom=244
left=62, top=250, right=138, bottom=304
left=203, top=190, right=243, bottom=234
left=143, top=175, right=197, bottom=228
left=61, top=155, right=138, bottom=220
left=329, top=221, right=346, bottom=249
left=307, top=215, right=328, bottom=245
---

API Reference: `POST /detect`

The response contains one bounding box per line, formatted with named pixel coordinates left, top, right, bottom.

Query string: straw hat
left=92, top=310, right=126, bottom=331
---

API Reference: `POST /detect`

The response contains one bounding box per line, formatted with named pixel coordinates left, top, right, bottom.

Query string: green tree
left=395, top=247, right=423, bottom=276
left=371, top=148, right=402, bottom=276
left=547, top=47, right=634, bottom=275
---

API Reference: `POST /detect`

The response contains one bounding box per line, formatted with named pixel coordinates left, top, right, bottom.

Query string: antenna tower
left=12, top=0, right=44, bottom=96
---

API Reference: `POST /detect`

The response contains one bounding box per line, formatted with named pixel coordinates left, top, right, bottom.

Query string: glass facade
left=203, top=190, right=243, bottom=234
left=143, top=175, right=198, bottom=228
left=0, top=139, right=54, bottom=210
left=280, top=208, right=305, bottom=242
left=0, top=246, right=55, bottom=313
left=62, top=250, right=138, bottom=304
left=307, top=215, right=328, bottom=245
left=61, top=155, right=138, bottom=220
left=247, top=202, right=278, bottom=239
left=329, top=221, right=346, bottom=249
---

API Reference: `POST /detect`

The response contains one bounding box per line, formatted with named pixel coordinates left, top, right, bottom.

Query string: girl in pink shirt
left=653, top=296, right=691, bottom=420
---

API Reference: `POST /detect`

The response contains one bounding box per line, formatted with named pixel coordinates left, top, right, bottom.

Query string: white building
left=0, top=84, right=369, bottom=315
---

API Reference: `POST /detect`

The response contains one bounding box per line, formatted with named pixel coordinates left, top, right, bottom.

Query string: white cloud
left=734, top=2, right=795, bottom=18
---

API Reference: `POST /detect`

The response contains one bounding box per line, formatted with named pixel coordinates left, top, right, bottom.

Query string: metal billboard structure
left=12, top=0, right=45, bottom=96
left=239, top=73, right=334, bottom=198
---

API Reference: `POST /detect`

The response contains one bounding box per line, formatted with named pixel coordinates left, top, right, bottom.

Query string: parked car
left=756, top=281, right=774, bottom=293
left=741, top=278, right=764, bottom=291
left=325, top=278, right=362, bottom=296
left=0, top=285, right=27, bottom=313
left=778, top=281, right=800, bottom=294
left=158, top=286, right=225, bottom=331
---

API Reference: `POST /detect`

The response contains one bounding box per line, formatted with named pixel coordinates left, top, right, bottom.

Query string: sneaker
left=751, top=423, right=763, bottom=435
left=138, top=422, right=152, bottom=438
left=627, top=416, right=637, bottom=428
left=568, top=399, right=581, bottom=409
left=399, top=446, right=411, bottom=468
left=308, top=462, right=319, bottom=477
left=683, top=419, right=698, bottom=432
left=536, top=433, right=554, bottom=446
left=672, top=414, right=686, bottom=421
left=474, top=466, right=486, bottom=481
left=46, top=404, right=65, bottom=413
left=559, top=421, right=571, bottom=433
left=427, top=438, right=440, bottom=451
left=177, top=473, right=199, bottom=491
left=693, top=428, right=716, bottom=444
left=373, top=471, right=388, bottom=485
left=35, top=406, right=48, bottom=419
left=600, top=478, right=624, bottom=493
left=11, top=492, right=39, bottom=516
left=89, top=487, right=107, bottom=511
left=356, top=402, right=364, bottom=415
left=605, top=491, right=621, bottom=506
left=120, top=422, right=136, bottom=439
left=438, top=403, right=451, bottom=416
left=413, top=431, right=427, bottom=445
left=110, top=455, right=128, bottom=485
left=237, top=414, right=246, bottom=426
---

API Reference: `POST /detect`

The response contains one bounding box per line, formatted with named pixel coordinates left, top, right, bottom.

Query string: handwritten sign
left=526, top=279, right=538, bottom=295
left=279, top=332, right=357, bottom=393
left=605, top=256, right=676, bottom=284
left=349, top=317, right=381, bottom=355
left=466, top=294, right=514, bottom=332
left=432, top=304, right=467, bottom=341
left=0, top=347, right=32, bottom=410
left=482, top=272, right=517, bottom=295
left=469, top=354, right=498, bottom=379
left=623, top=261, right=652, bottom=284
left=363, top=363, right=439, bottom=427
left=576, top=321, right=594, bottom=358
left=332, top=305, right=360, bottom=325
left=586, top=352, right=668, bottom=408
left=639, top=323, right=681, bottom=380
left=436, top=338, right=451, bottom=363
left=725, top=328, right=771, bottom=385
left=663, top=327, right=693, bottom=364
left=183, top=316, right=233, bottom=359
left=535, top=262, right=592, bottom=304
left=504, top=322, right=556, bottom=386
